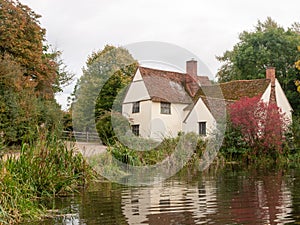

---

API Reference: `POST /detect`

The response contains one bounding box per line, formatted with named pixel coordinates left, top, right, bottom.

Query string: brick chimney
left=186, top=59, right=197, bottom=77
left=185, top=59, right=199, bottom=97
left=266, top=66, right=276, bottom=86
left=266, top=67, right=276, bottom=104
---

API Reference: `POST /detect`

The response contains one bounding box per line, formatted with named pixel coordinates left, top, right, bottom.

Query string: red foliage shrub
left=229, top=95, right=288, bottom=155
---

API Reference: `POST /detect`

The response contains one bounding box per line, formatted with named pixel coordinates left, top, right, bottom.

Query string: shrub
left=220, top=122, right=251, bottom=161
left=229, top=95, right=289, bottom=157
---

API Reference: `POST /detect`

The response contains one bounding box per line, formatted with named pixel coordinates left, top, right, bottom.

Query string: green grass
left=0, top=131, right=93, bottom=224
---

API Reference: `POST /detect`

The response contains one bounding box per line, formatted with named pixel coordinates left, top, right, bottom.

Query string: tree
left=0, top=0, right=72, bottom=145
left=295, top=46, right=300, bottom=93
left=0, top=0, right=73, bottom=99
left=217, top=18, right=300, bottom=113
left=229, top=95, right=288, bottom=157
left=71, top=45, right=138, bottom=144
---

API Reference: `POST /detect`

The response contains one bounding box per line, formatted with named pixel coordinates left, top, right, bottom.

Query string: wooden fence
left=62, top=131, right=100, bottom=143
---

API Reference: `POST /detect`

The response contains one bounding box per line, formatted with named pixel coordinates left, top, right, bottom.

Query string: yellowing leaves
left=296, top=80, right=300, bottom=93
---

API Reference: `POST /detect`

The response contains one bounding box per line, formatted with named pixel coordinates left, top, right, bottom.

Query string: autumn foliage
left=0, top=0, right=73, bottom=145
left=229, top=95, right=288, bottom=155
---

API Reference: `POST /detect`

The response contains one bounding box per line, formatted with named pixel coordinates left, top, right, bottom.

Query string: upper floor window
left=199, top=122, right=207, bottom=136
left=161, top=102, right=171, bottom=114
left=132, top=101, right=140, bottom=113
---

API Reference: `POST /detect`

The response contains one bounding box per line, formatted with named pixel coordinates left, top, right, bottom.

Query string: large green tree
left=71, top=45, right=138, bottom=143
left=0, top=0, right=73, bottom=145
left=217, top=18, right=300, bottom=113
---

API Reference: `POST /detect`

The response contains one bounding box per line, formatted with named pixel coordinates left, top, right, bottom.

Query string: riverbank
left=89, top=130, right=300, bottom=181
left=0, top=133, right=94, bottom=224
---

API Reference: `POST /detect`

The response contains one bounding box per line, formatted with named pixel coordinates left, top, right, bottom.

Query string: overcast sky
left=18, top=0, right=300, bottom=109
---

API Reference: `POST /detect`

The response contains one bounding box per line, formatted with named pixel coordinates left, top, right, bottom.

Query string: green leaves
left=217, top=18, right=300, bottom=113
left=0, top=1, right=73, bottom=145
left=0, top=0, right=73, bottom=99
left=72, top=45, right=138, bottom=138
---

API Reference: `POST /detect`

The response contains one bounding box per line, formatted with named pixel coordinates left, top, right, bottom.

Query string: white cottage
left=122, top=60, right=292, bottom=140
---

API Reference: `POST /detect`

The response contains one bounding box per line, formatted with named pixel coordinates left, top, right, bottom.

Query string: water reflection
left=228, top=169, right=294, bottom=224
left=35, top=165, right=300, bottom=225
left=121, top=177, right=217, bottom=225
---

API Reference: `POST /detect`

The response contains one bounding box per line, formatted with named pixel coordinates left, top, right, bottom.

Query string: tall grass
left=0, top=130, right=93, bottom=224
left=105, top=133, right=206, bottom=166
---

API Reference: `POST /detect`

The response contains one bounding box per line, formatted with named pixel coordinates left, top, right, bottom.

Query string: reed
left=0, top=130, right=93, bottom=224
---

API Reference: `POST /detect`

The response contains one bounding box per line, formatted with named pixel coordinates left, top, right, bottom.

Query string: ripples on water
left=34, top=165, right=300, bottom=225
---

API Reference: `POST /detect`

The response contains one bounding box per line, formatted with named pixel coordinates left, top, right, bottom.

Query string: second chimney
left=186, top=59, right=197, bottom=77
left=266, top=66, right=276, bottom=86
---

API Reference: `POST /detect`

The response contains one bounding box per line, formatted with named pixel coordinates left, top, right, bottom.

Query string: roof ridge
left=139, top=66, right=186, bottom=76
left=197, top=95, right=234, bottom=102
left=220, top=78, right=270, bottom=85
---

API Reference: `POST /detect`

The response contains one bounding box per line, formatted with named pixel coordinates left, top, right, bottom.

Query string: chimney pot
left=186, top=59, right=197, bottom=77
left=266, top=66, right=276, bottom=86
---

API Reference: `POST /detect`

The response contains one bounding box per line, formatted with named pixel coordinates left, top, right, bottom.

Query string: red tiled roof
left=139, top=66, right=212, bottom=104
left=139, top=67, right=192, bottom=104
left=197, top=76, right=212, bottom=86
left=196, top=79, right=270, bottom=101
left=138, top=66, right=271, bottom=121
left=192, top=79, right=271, bottom=121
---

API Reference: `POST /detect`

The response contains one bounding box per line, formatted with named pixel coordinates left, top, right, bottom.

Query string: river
left=33, top=164, right=300, bottom=225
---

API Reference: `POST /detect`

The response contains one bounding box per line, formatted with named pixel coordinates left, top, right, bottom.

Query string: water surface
left=36, top=164, right=300, bottom=225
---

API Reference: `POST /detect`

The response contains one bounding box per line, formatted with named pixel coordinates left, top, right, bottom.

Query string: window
left=199, top=122, right=206, bottom=136
left=161, top=102, right=171, bottom=114
left=132, top=124, right=140, bottom=136
left=132, top=102, right=140, bottom=113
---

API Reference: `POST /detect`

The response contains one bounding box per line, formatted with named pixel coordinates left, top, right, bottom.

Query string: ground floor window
left=199, top=122, right=206, bottom=136
left=131, top=124, right=140, bottom=136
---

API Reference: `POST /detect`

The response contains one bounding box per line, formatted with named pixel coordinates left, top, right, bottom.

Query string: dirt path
left=0, top=142, right=107, bottom=162
left=67, top=141, right=107, bottom=158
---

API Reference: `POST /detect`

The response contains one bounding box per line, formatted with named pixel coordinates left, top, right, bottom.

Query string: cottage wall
left=150, top=102, right=188, bottom=140
left=183, top=98, right=216, bottom=136
left=122, top=100, right=152, bottom=138
left=123, top=70, right=150, bottom=104
left=260, top=80, right=292, bottom=122
left=275, top=79, right=293, bottom=121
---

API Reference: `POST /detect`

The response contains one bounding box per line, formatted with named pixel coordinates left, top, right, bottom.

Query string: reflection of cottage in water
left=121, top=178, right=217, bottom=225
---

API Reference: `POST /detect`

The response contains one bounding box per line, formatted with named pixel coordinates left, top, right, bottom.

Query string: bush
left=108, top=142, right=141, bottom=166
left=220, top=121, right=251, bottom=161
left=229, top=95, right=289, bottom=158
left=286, top=115, right=300, bottom=154
left=105, top=132, right=205, bottom=166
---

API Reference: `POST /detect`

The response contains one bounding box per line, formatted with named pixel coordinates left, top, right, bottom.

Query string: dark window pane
left=132, top=124, right=139, bottom=136
left=161, top=102, right=171, bottom=114
left=199, top=122, right=206, bottom=136
left=132, top=102, right=140, bottom=113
